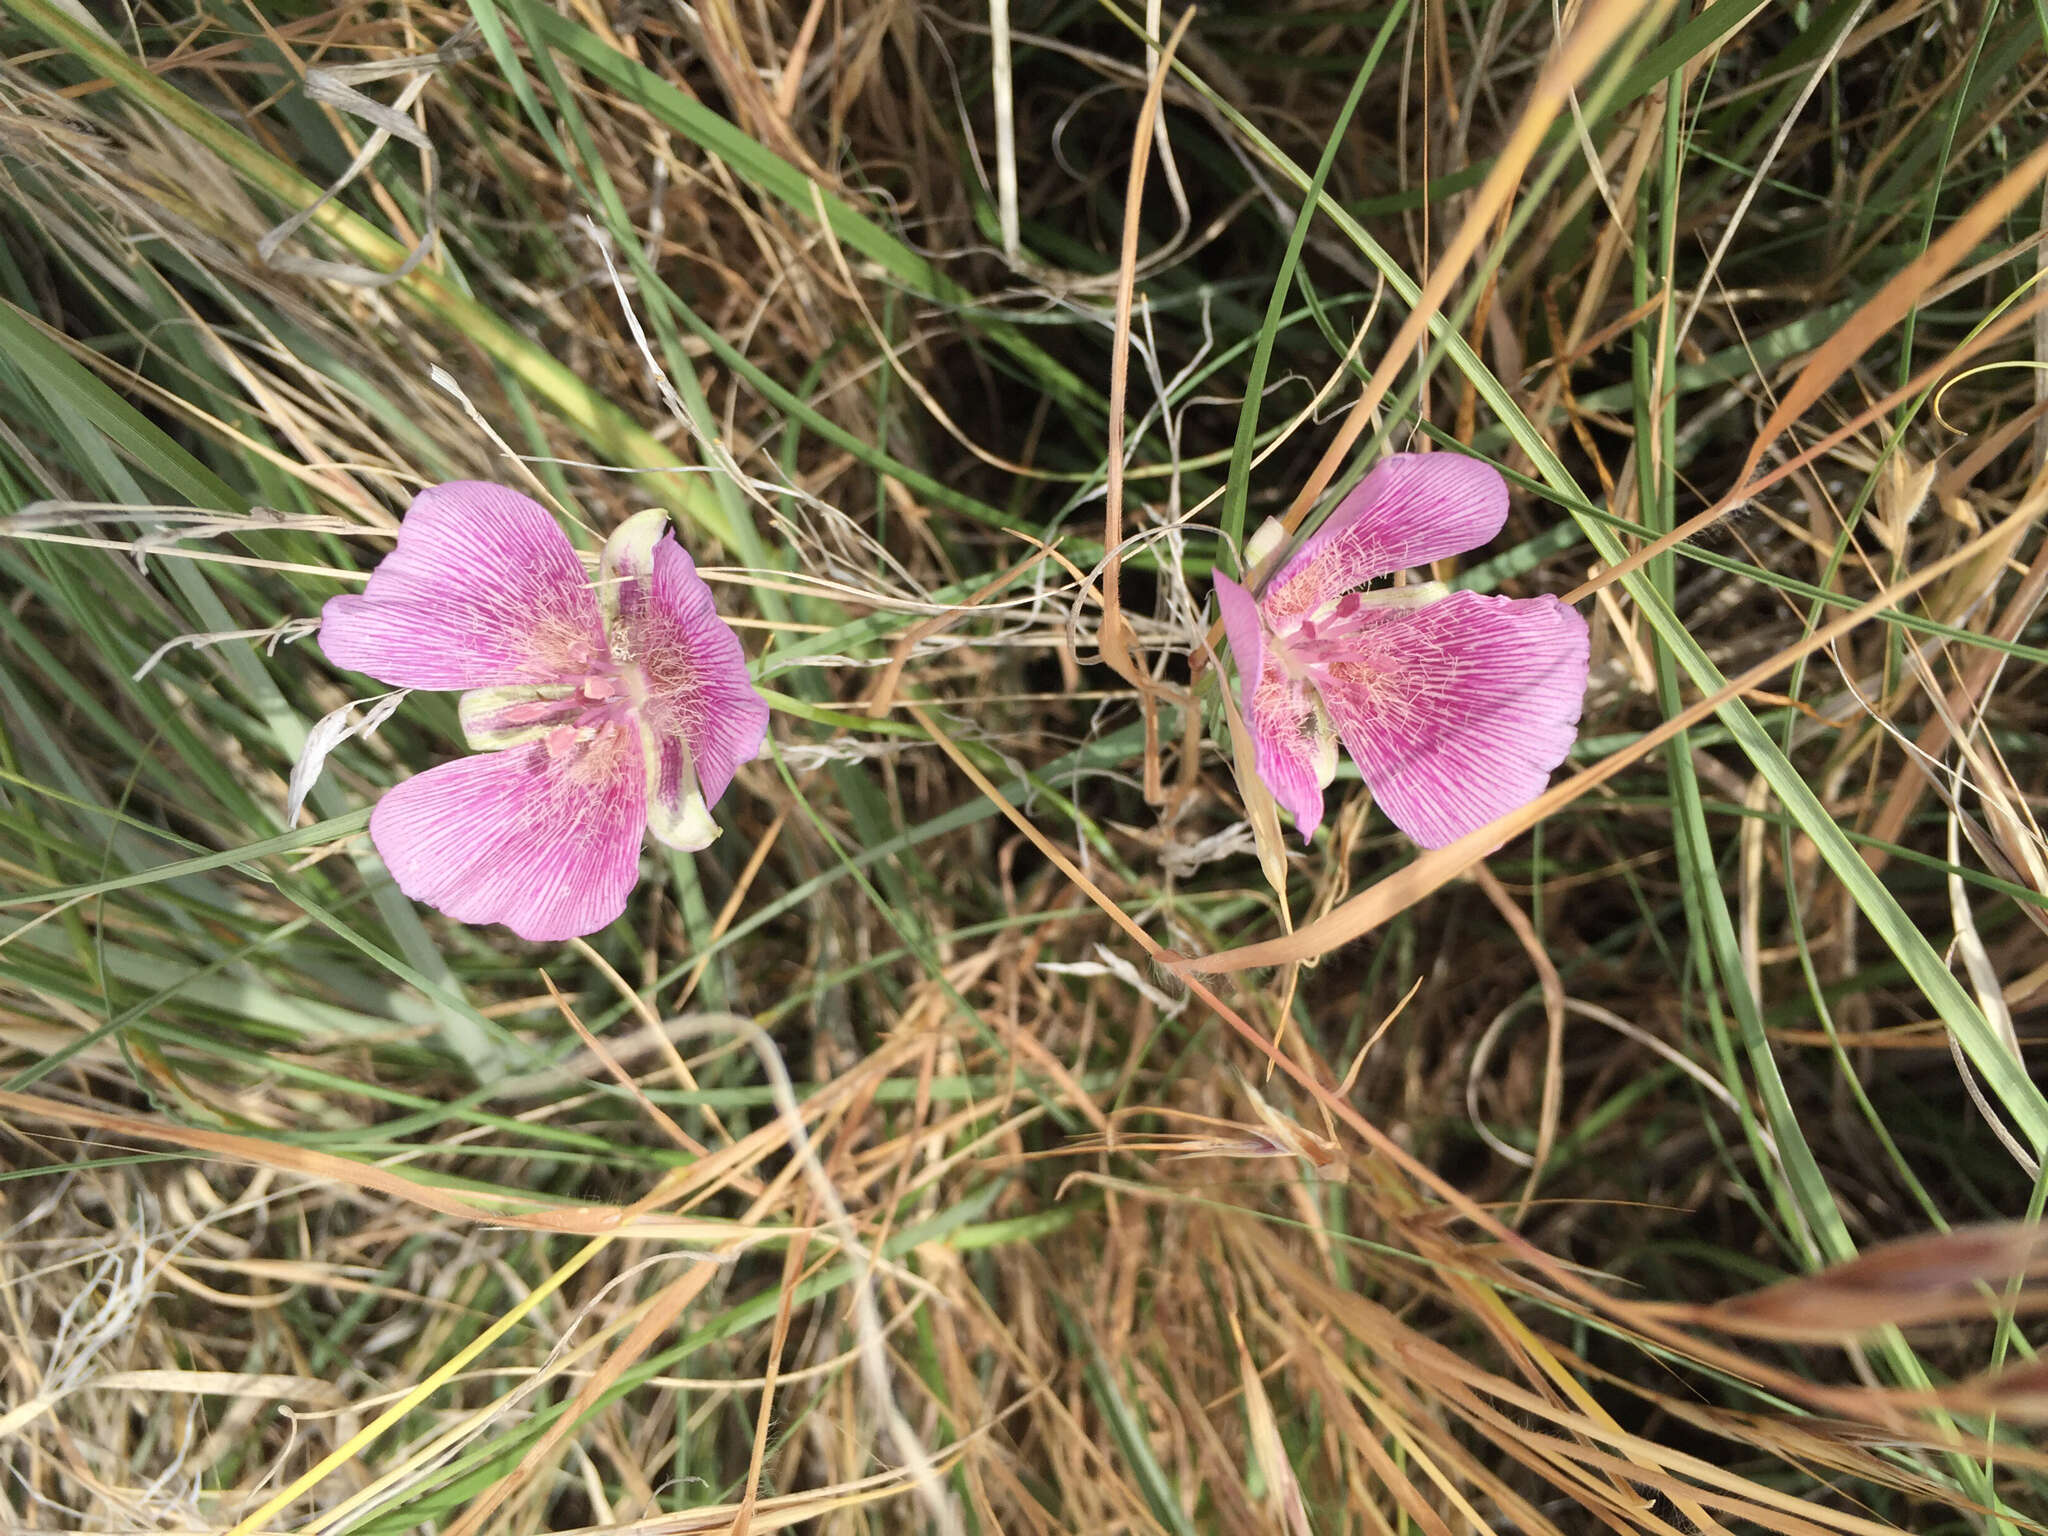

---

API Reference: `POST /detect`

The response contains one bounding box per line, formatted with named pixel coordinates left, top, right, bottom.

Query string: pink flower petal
left=1248, top=663, right=1340, bottom=840
left=1262, top=453, right=1510, bottom=625
left=1218, top=573, right=1340, bottom=839
left=370, top=726, right=647, bottom=941
left=606, top=518, right=769, bottom=821
left=1315, top=591, right=1588, bottom=849
left=1213, top=573, right=1266, bottom=725
left=321, top=482, right=605, bottom=690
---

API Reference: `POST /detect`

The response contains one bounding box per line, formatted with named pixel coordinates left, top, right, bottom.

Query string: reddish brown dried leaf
left=1687, top=1224, right=2048, bottom=1341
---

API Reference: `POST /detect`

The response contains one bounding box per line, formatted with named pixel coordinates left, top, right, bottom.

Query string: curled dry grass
left=3, top=0, right=2048, bottom=1532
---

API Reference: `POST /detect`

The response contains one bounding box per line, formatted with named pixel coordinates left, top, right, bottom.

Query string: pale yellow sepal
left=1244, top=516, right=1289, bottom=573
left=1354, top=578, right=1450, bottom=611
left=652, top=790, right=720, bottom=851
left=598, top=508, right=671, bottom=632
left=1309, top=704, right=1339, bottom=789
left=640, top=723, right=720, bottom=851
left=457, top=684, right=579, bottom=751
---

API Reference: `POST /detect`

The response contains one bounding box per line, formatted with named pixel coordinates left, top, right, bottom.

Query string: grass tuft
left=4, top=1, right=2048, bottom=1531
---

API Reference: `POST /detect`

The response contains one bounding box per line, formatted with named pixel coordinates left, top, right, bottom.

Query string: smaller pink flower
left=1214, top=452, right=1589, bottom=848
left=320, top=482, right=769, bottom=941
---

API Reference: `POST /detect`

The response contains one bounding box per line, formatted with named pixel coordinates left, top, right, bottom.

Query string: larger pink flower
left=320, top=482, right=769, bottom=941
left=1213, top=452, right=1588, bottom=847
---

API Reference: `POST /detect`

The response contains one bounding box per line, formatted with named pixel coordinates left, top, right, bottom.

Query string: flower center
left=563, top=658, right=657, bottom=726
left=1283, top=582, right=1453, bottom=675
left=1265, top=628, right=1314, bottom=685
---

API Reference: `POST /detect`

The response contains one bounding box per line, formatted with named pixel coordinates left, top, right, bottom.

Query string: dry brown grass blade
left=437, top=1006, right=959, bottom=1536
left=504, top=1459, right=971, bottom=1536
left=908, top=698, right=1887, bottom=1498
left=1275, top=1319, right=1465, bottom=1536
left=1282, top=1257, right=1961, bottom=1536
left=862, top=547, right=1048, bottom=718
left=733, top=1227, right=812, bottom=1536
left=1264, top=0, right=1664, bottom=553
left=907, top=704, right=1166, bottom=964
left=692, top=0, right=833, bottom=183
left=1170, top=496, right=2044, bottom=974
left=437, top=1242, right=740, bottom=1536
left=1098, top=7, right=1195, bottom=805
left=1448, top=1265, right=1728, bottom=1529
left=1257, top=1256, right=1688, bottom=1534
left=1568, top=284, right=2048, bottom=607
left=1228, top=1310, right=1313, bottom=1536
left=1737, top=149, right=2048, bottom=493
left=1473, top=864, right=1565, bottom=1223
left=675, top=806, right=786, bottom=1012
left=1651, top=1222, right=2048, bottom=1341
left=547, top=962, right=707, bottom=1159
left=1948, top=1356, right=2048, bottom=1422
left=1860, top=525, right=2048, bottom=873
left=0, top=1087, right=702, bottom=1235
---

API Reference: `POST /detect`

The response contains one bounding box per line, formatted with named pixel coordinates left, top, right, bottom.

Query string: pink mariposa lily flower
left=1213, top=452, right=1588, bottom=848
left=320, top=482, right=769, bottom=941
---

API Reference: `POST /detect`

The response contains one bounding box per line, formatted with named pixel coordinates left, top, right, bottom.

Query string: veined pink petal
left=607, top=521, right=769, bottom=826
left=1315, top=591, right=1588, bottom=849
left=370, top=726, right=647, bottom=942
left=1262, top=453, right=1510, bottom=625
left=1218, top=572, right=1338, bottom=839
left=1248, top=663, right=1340, bottom=840
left=321, top=482, right=604, bottom=690
left=1213, top=573, right=1266, bottom=723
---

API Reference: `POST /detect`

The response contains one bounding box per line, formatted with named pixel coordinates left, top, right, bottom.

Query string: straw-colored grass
left=4, top=1, right=2048, bottom=1532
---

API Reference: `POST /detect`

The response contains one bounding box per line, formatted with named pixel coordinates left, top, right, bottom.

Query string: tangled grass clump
left=3, top=1, right=2048, bottom=1531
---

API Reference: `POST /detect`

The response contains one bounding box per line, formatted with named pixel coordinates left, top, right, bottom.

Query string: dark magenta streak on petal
left=616, top=533, right=768, bottom=816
